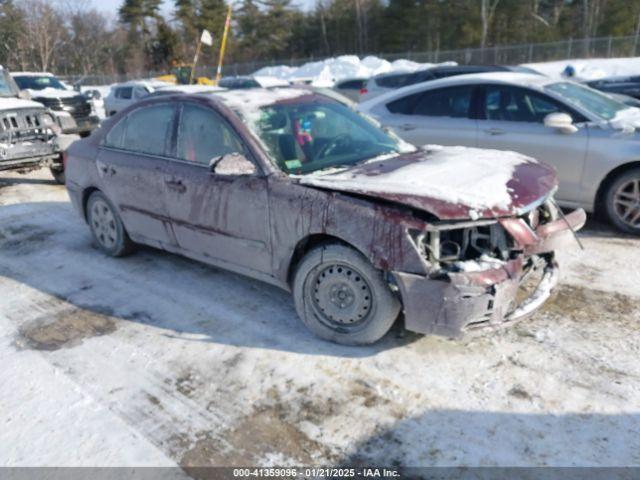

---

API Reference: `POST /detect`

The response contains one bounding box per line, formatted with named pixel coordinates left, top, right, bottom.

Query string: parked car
left=103, top=80, right=168, bottom=117
left=146, top=84, right=225, bottom=98
left=0, top=66, right=76, bottom=183
left=586, top=75, right=640, bottom=99
left=11, top=72, right=100, bottom=137
left=217, top=75, right=289, bottom=89
left=360, top=64, right=542, bottom=102
left=359, top=72, right=640, bottom=234
left=65, top=88, right=584, bottom=344
left=332, top=77, right=368, bottom=102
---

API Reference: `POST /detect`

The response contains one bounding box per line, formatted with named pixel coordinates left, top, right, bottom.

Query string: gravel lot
left=1, top=168, right=639, bottom=468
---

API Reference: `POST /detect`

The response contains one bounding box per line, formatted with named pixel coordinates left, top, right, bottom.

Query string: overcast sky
left=89, top=0, right=313, bottom=18
left=90, top=0, right=173, bottom=18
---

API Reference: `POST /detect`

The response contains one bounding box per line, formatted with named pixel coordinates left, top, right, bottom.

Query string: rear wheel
left=293, top=243, right=400, bottom=345
left=86, top=191, right=134, bottom=256
left=604, top=168, right=640, bottom=235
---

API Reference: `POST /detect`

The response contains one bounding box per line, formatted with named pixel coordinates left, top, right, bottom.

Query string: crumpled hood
left=299, top=145, right=557, bottom=220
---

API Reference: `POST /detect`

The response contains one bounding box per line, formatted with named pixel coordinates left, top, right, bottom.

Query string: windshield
left=546, top=82, right=629, bottom=120
left=13, top=75, right=67, bottom=91
left=247, top=100, right=414, bottom=174
left=0, top=69, right=19, bottom=97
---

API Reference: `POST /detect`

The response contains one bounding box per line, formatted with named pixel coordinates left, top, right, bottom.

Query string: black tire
left=86, top=191, right=134, bottom=257
left=604, top=167, right=640, bottom=235
left=292, top=243, right=400, bottom=345
left=50, top=166, right=65, bottom=185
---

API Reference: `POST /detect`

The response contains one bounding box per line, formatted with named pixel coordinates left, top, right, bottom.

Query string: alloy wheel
left=91, top=199, right=118, bottom=249
left=613, top=178, right=640, bottom=229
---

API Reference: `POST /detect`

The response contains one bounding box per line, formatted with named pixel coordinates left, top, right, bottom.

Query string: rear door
left=476, top=85, right=589, bottom=203
left=96, top=102, right=177, bottom=247
left=162, top=102, right=272, bottom=274
left=382, top=85, right=478, bottom=147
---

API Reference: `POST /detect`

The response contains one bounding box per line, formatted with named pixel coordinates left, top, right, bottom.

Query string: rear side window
left=176, top=104, right=244, bottom=165
left=116, top=87, right=132, bottom=99
left=387, top=86, right=473, bottom=118
left=103, top=104, right=175, bottom=155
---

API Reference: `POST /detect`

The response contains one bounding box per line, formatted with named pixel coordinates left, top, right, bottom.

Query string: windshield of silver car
left=250, top=101, right=415, bottom=174
left=546, top=82, right=629, bottom=120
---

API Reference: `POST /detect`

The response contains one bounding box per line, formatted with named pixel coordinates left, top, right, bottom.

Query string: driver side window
left=176, top=103, right=245, bottom=166
left=484, top=86, right=582, bottom=123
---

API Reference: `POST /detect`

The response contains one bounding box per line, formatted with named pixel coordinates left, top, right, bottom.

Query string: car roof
left=359, top=72, right=558, bottom=109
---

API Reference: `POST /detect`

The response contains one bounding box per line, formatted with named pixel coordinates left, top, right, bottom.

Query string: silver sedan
left=359, top=72, right=640, bottom=234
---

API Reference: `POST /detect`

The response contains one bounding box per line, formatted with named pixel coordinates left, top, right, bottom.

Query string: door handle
left=484, top=128, right=506, bottom=135
left=400, top=124, right=417, bottom=131
left=165, top=179, right=187, bottom=193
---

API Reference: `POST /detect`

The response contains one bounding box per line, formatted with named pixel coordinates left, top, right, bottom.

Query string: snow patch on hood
left=607, top=107, right=640, bottom=132
left=301, top=145, right=534, bottom=213
left=26, top=88, right=79, bottom=99
left=0, top=97, right=45, bottom=110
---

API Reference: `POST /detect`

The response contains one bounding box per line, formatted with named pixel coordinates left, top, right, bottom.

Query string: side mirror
left=544, top=112, right=578, bottom=134
left=210, top=152, right=257, bottom=176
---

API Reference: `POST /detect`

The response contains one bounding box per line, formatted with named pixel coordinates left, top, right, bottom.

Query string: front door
left=163, top=103, right=272, bottom=274
left=476, top=85, right=589, bottom=204
left=96, top=102, right=177, bottom=247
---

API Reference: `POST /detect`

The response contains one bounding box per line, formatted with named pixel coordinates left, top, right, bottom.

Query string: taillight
left=359, top=88, right=368, bottom=96
left=62, top=151, right=68, bottom=170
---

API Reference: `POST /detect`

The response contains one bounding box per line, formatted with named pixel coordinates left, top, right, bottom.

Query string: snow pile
left=254, top=55, right=456, bottom=87
left=525, top=57, right=640, bottom=81
left=301, top=145, right=533, bottom=212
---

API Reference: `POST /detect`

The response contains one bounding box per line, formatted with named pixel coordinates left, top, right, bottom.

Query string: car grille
left=0, top=108, right=53, bottom=144
left=35, top=95, right=92, bottom=121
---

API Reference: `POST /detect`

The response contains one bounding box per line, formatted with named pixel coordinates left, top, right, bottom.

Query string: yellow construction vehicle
left=155, top=64, right=214, bottom=86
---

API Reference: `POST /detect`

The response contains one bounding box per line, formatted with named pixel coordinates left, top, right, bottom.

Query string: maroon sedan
left=65, top=88, right=585, bottom=345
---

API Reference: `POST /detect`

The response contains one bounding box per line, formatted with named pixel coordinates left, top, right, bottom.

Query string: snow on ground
left=525, top=57, right=640, bottom=81
left=0, top=169, right=639, bottom=467
left=254, top=55, right=456, bottom=87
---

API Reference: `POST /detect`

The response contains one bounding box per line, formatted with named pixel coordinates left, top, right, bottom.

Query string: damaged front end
left=393, top=200, right=586, bottom=337
left=0, top=107, right=62, bottom=171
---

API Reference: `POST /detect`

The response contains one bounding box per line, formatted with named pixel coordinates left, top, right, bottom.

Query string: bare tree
left=480, top=0, right=500, bottom=48
left=18, top=0, right=67, bottom=71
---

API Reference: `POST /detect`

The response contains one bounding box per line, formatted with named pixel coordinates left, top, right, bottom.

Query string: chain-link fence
left=61, top=34, right=640, bottom=86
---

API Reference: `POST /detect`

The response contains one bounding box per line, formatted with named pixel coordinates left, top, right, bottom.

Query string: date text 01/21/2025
left=232, top=467, right=400, bottom=477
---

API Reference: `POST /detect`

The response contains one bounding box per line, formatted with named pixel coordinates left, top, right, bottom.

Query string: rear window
left=337, top=79, right=366, bottom=90
left=375, top=73, right=413, bottom=88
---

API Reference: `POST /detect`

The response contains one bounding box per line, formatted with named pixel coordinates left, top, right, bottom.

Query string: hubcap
left=312, top=264, right=372, bottom=327
left=91, top=199, right=118, bottom=249
left=613, top=178, right=640, bottom=228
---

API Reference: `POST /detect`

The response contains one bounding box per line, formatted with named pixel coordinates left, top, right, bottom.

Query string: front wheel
left=86, top=191, right=134, bottom=257
left=604, top=168, right=640, bottom=235
left=293, top=243, right=400, bottom=345
left=50, top=166, right=65, bottom=184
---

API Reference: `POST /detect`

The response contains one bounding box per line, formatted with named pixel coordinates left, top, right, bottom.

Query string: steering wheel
left=317, top=134, right=352, bottom=159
